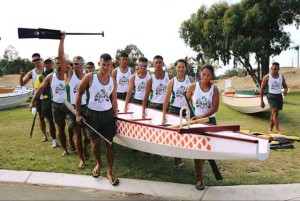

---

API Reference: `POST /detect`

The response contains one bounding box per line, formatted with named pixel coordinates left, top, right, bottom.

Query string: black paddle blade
left=18, top=28, right=61, bottom=39
left=18, top=28, right=39, bottom=39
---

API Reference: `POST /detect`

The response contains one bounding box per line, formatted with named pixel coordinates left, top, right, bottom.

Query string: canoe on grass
left=222, top=93, right=270, bottom=114
left=0, top=86, right=32, bottom=110
left=114, top=99, right=270, bottom=160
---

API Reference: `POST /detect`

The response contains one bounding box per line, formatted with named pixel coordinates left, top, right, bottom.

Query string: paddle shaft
left=66, top=32, right=104, bottom=36
left=171, top=117, right=209, bottom=128
left=30, top=112, right=37, bottom=139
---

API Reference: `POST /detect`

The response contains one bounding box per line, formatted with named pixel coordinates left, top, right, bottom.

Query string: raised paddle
left=18, top=28, right=104, bottom=39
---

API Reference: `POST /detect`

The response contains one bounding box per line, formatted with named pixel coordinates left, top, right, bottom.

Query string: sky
left=0, top=0, right=299, bottom=75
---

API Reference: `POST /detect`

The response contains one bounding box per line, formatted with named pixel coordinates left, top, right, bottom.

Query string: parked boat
left=114, top=99, right=270, bottom=160
left=222, top=93, right=270, bottom=114
left=0, top=86, right=32, bottom=110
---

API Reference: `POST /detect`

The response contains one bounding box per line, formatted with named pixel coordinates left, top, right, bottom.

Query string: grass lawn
left=0, top=92, right=299, bottom=186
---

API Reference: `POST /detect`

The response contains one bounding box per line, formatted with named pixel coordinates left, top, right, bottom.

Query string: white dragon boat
left=222, top=93, right=270, bottom=114
left=114, top=99, right=270, bottom=160
left=0, top=86, right=32, bottom=110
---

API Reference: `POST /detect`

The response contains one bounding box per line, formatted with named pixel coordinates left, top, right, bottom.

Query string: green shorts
left=169, top=105, right=188, bottom=117
left=117, top=92, right=127, bottom=100
left=67, top=105, right=88, bottom=130
left=131, top=98, right=143, bottom=105
left=148, top=102, right=163, bottom=111
left=208, top=117, right=217, bottom=126
left=267, top=93, right=283, bottom=110
left=86, top=108, right=116, bottom=141
left=52, top=102, right=66, bottom=124
left=41, top=99, right=52, bottom=118
left=36, top=99, right=43, bottom=114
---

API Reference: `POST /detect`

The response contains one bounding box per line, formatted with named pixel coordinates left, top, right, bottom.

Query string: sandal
left=61, top=151, right=68, bottom=157
left=78, top=162, right=85, bottom=169
left=92, top=166, right=101, bottom=178
left=41, top=137, right=48, bottom=142
left=196, top=179, right=205, bottom=190
left=106, top=175, right=119, bottom=186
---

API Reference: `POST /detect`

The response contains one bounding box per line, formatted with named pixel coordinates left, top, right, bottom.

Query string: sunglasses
left=74, top=62, right=84, bottom=66
left=32, top=59, right=40, bottom=62
left=139, top=64, right=148, bottom=68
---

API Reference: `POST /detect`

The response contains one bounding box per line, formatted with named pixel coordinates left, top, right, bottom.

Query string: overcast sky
left=0, top=0, right=299, bottom=75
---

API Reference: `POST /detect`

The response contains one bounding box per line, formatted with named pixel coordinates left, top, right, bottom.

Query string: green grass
left=0, top=92, right=299, bottom=186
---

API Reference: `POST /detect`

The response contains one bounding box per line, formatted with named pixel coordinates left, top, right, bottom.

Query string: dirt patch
left=215, top=67, right=300, bottom=92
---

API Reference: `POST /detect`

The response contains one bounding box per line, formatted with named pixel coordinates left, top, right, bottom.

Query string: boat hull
left=0, top=86, right=32, bottom=110
left=222, top=93, right=270, bottom=114
left=114, top=100, right=270, bottom=160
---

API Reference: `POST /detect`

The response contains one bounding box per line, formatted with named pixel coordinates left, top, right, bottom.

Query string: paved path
left=1, top=169, right=300, bottom=200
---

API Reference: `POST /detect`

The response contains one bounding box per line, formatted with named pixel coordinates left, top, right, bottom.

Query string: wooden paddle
left=18, top=28, right=104, bottom=40
left=170, top=117, right=209, bottom=128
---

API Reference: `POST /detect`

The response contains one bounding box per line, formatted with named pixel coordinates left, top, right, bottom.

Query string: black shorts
left=117, top=92, right=127, bottom=100
left=86, top=108, right=116, bottom=141
left=267, top=93, right=283, bottom=110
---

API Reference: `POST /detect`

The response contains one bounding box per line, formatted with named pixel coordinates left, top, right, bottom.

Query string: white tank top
left=31, top=69, right=40, bottom=87
left=51, top=72, right=67, bottom=104
left=268, top=74, right=282, bottom=94
left=192, top=82, right=215, bottom=118
left=134, top=71, right=150, bottom=100
left=88, top=73, right=114, bottom=111
left=170, top=75, right=192, bottom=108
left=116, top=67, right=132, bottom=93
left=150, top=71, right=169, bottom=104
left=66, top=71, right=87, bottom=105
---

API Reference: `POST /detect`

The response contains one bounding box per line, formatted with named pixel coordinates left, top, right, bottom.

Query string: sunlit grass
left=0, top=92, right=299, bottom=186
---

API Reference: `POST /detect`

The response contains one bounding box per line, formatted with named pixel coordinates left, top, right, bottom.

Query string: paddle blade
left=18, top=28, right=61, bottom=39
left=38, top=28, right=61, bottom=39
left=18, top=28, right=40, bottom=39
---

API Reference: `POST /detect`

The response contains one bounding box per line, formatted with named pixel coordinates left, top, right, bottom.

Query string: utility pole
left=297, top=45, right=299, bottom=68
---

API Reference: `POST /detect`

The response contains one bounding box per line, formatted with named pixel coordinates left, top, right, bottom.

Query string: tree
left=3, top=45, right=19, bottom=61
left=179, top=0, right=300, bottom=87
left=115, top=44, right=144, bottom=68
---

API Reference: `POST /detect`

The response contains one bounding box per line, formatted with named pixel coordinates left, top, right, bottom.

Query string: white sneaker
left=51, top=140, right=58, bottom=148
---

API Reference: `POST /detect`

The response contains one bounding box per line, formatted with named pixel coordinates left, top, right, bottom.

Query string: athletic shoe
left=51, top=139, right=58, bottom=148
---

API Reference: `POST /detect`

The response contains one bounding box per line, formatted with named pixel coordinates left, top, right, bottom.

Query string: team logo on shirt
left=195, top=96, right=212, bottom=109
left=137, top=82, right=146, bottom=92
left=155, top=83, right=166, bottom=95
left=119, top=76, right=129, bottom=86
left=94, top=89, right=110, bottom=103
left=73, top=84, right=79, bottom=94
left=176, top=86, right=187, bottom=98
left=271, top=81, right=280, bottom=91
left=55, top=84, right=65, bottom=94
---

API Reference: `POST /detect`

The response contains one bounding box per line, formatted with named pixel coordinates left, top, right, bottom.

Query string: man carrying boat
left=111, top=52, right=134, bottom=100
left=76, top=53, right=119, bottom=186
left=186, top=64, right=220, bottom=190
left=162, top=59, right=194, bottom=169
left=142, top=55, right=173, bottom=118
left=260, top=62, right=288, bottom=134
left=124, top=57, right=150, bottom=112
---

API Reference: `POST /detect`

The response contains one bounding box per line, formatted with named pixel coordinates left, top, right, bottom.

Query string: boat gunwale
left=116, top=117, right=260, bottom=144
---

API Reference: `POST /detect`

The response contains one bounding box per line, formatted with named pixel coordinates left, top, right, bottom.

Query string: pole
left=297, top=45, right=299, bottom=68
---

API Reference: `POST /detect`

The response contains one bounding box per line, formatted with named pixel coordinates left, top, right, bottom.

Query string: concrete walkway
left=1, top=169, right=300, bottom=200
